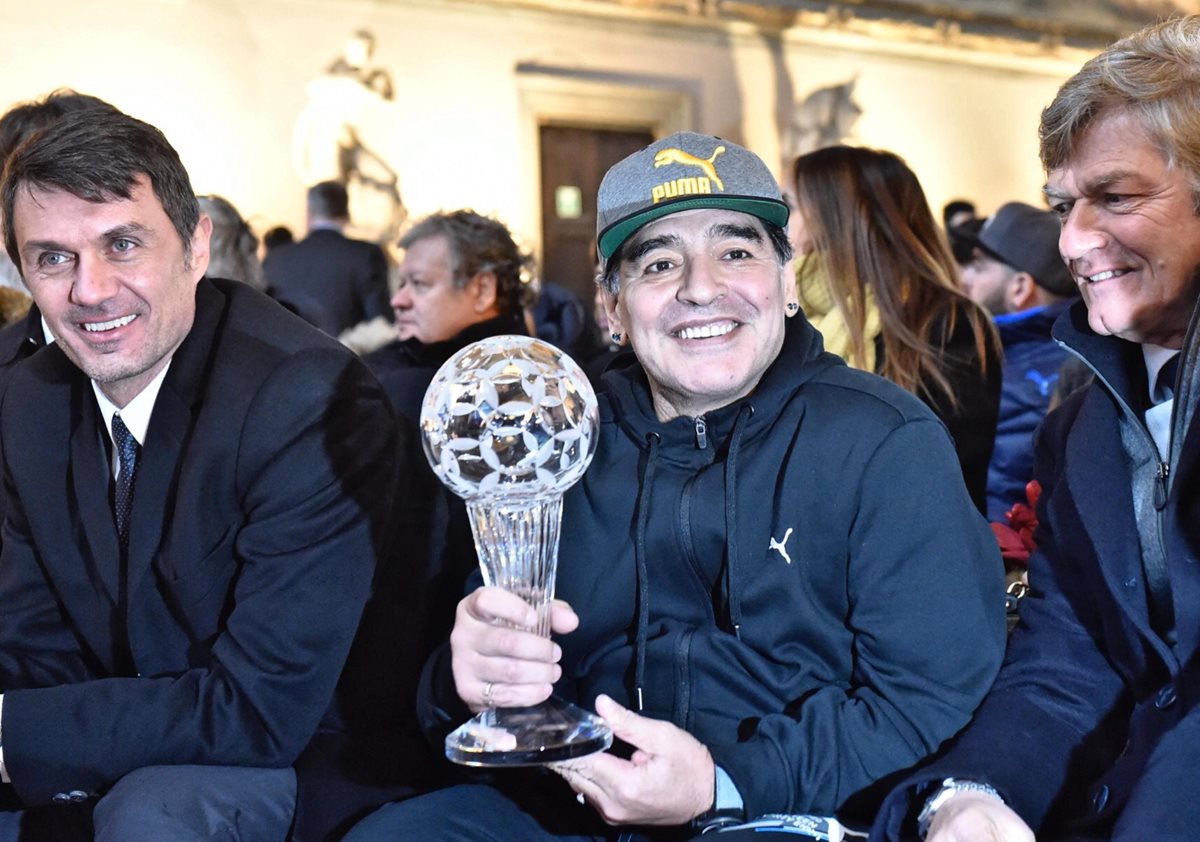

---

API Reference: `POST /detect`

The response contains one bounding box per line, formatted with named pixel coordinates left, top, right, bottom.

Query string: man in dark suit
left=873, top=16, right=1200, bottom=842
left=263, top=180, right=391, bottom=336
left=0, top=91, right=118, bottom=566
left=0, top=108, right=401, bottom=839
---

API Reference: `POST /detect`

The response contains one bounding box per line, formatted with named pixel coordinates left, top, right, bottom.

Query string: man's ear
left=188, top=214, right=213, bottom=283
left=782, top=264, right=799, bottom=315
left=603, top=289, right=625, bottom=343
left=1007, top=272, right=1038, bottom=311
left=470, top=271, right=498, bottom=313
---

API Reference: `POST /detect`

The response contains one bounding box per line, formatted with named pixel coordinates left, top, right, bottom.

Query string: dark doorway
left=539, top=124, right=654, bottom=306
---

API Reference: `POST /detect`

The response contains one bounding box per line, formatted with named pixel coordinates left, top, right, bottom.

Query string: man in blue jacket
left=346, top=132, right=1005, bottom=840
left=873, top=15, right=1200, bottom=842
left=958, top=201, right=1077, bottom=521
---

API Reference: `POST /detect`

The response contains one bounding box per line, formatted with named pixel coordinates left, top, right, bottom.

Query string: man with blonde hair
left=873, top=16, right=1200, bottom=842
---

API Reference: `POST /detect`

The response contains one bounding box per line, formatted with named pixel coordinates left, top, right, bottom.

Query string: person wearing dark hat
left=344, top=132, right=1003, bottom=841
left=959, top=201, right=1079, bottom=520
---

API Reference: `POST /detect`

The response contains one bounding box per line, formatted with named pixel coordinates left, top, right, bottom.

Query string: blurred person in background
left=197, top=195, right=265, bottom=290
left=261, top=224, right=294, bottom=257
left=788, top=145, right=1001, bottom=513
left=943, top=198, right=977, bottom=231
left=264, top=180, right=391, bottom=336
left=958, top=202, right=1078, bottom=521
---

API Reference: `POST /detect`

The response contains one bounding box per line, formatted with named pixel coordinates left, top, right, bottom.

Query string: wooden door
left=539, top=125, right=654, bottom=306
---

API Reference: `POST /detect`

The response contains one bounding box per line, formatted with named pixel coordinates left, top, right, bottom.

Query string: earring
left=786, top=302, right=799, bottom=313
left=611, top=332, right=622, bottom=343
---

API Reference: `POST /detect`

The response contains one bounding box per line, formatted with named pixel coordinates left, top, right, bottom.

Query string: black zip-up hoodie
left=419, top=315, right=1005, bottom=823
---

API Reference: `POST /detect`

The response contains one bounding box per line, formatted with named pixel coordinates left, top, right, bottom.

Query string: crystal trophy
left=420, top=335, right=612, bottom=765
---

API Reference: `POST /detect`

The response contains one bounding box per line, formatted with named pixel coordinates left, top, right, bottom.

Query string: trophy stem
left=447, top=494, right=612, bottom=766
left=466, top=496, right=563, bottom=638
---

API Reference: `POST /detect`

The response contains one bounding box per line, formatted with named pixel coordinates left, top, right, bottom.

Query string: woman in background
left=788, top=145, right=1000, bottom=512
left=198, top=194, right=266, bottom=291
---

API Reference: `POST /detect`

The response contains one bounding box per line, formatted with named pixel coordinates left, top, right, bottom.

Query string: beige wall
left=0, top=0, right=1091, bottom=254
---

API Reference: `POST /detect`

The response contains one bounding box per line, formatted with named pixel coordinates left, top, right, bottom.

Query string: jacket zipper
left=694, top=415, right=707, bottom=450
left=1154, top=461, right=1170, bottom=509
left=1056, top=338, right=1172, bottom=504
left=1057, top=339, right=1176, bottom=626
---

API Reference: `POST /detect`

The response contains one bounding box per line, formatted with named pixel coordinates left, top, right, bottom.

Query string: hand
left=926, top=791, right=1035, bottom=842
left=553, top=694, right=715, bottom=826
left=450, top=586, right=579, bottom=712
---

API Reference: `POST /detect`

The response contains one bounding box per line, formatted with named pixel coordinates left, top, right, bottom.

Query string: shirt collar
left=92, top=362, right=173, bottom=447
left=39, top=315, right=55, bottom=346
left=1142, top=342, right=1178, bottom=401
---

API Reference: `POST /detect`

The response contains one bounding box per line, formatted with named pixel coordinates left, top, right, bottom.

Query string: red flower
left=992, top=481, right=1042, bottom=568
left=991, top=522, right=1030, bottom=565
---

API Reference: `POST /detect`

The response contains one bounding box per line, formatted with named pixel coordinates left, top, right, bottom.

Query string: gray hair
left=198, top=195, right=264, bottom=290
left=1040, top=16, right=1200, bottom=208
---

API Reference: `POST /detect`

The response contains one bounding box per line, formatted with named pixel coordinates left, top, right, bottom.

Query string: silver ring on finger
left=482, top=680, right=495, bottom=707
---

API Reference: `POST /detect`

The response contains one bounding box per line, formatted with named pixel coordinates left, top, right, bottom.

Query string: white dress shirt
left=1143, top=343, right=1178, bottom=461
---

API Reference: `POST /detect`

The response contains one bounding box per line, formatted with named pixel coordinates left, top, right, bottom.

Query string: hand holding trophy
left=420, top=335, right=612, bottom=765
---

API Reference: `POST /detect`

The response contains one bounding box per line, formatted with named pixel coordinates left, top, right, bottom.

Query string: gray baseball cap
left=962, top=202, right=1076, bottom=297
left=596, top=131, right=789, bottom=263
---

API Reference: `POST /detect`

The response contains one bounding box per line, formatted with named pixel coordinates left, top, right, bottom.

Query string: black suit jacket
left=0, top=279, right=402, bottom=824
left=264, top=228, right=390, bottom=336
left=0, top=306, right=45, bottom=556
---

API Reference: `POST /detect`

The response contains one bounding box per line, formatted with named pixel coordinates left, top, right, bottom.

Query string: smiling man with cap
left=959, top=202, right=1079, bottom=519
left=344, top=132, right=1004, bottom=842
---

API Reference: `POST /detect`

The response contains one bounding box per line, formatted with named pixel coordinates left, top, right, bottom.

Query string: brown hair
left=3, top=108, right=200, bottom=266
left=790, top=145, right=996, bottom=406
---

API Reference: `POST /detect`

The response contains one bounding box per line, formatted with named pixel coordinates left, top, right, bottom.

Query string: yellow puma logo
left=653, top=146, right=726, bottom=191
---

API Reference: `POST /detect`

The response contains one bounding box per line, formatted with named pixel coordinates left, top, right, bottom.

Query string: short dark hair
left=0, top=88, right=118, bottom=167
left=307, top=181, right=350, bottom=221
left=400, top=210, right=533, bottom=313
left=263, top=225, right=294, bottom=252
left=2, top=108, right=200, bottom=266
left=942, top=199, right=976, bottom=229
left=598, top=218, right=792, bottom=296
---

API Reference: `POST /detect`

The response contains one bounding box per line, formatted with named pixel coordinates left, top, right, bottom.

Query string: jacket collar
left=995, top=299, right=1074, bottom=345
left=1052, top=299, right=1148, bottom=412
left=396, top=310, right=528, bottom=369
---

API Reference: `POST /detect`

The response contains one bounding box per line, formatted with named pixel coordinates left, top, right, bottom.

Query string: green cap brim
left=598, top=194, right=790, bottom=260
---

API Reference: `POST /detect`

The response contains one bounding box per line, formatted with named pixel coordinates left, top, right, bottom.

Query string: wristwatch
left=916, top=777, right=1003, bottom=838
left=691, top=766, right=745, bottom=833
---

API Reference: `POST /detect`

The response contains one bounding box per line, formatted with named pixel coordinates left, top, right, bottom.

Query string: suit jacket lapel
left=125, top=280, right=224, bottom=598
left=69, top=382, right=123, bottom=605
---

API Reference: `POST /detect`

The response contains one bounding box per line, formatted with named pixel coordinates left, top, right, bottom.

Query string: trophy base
left=445, top=696, right=613, bottom=766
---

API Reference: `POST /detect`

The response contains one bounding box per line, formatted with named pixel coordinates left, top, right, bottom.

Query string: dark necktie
left=1153, top=353, right=1181, bottom=405
left=112, top=413, right=141, bottom=550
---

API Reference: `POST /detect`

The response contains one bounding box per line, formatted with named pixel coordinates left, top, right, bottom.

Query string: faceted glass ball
left=420, top=335, right=599, bottom=501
